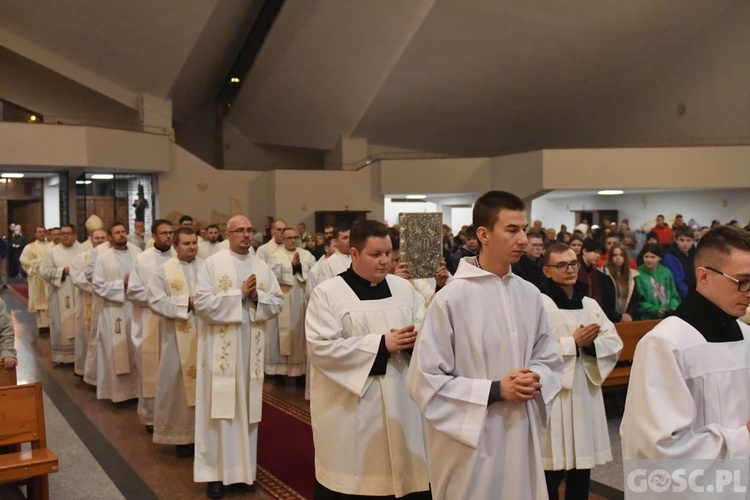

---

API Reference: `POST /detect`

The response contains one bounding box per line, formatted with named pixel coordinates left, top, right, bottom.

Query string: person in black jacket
left=447, top=226, right=479, bottom=275
left=577, top=238, right=621, bottom=322
left=512, top=232, right=544, bottom=287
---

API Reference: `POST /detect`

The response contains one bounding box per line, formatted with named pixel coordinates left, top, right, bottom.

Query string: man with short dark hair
left=662, top=225, right=696, bottom=299
left=307, top=219, right=430, bottom=499
left=199, top=224, right=222, bottom=258
left=20, top=226, right=51, bottom=332
left=622, top=225, right=750, bottom=460
left=48, top=227, right=61, bottom=246
left=652, top=214, right=673, bottom=249
left=128, top=219, right=146, bottom=250
left=408, top=190, right=563, bottom=499
left=512, top=231, right=544, bottom=286
left=447, top=226, right=478, bottom=275
left=538, top=243, right=622, bottom=500
left=578, top=238, right=621, bottom=322
left=314, top=225, right=351, bottom=283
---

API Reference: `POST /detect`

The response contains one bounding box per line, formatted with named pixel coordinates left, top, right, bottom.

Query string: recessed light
left=597, top=190, right=623, bottom=196
left=1, top=173, right=24, bottom=178
left=90, top=174, right=114, bottom=180
left=406, top=194, right=427, bottom=200
left=29, top=115, right=37, bottom=122
left=230, top=77, right=240, bottom=83
left=75, top=180, right=92, bottom=185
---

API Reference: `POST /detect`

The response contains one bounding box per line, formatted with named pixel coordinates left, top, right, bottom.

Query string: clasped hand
left=385, top=325, right=418, bottom=353
left=241, top=274, right=257, bottom=300
left=573, top=323, right=599, bottom=348
left=500, top=368, right=541, bottom=402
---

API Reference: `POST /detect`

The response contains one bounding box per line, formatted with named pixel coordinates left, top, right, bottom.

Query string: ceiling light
left=406, top=194, right=427, bottom=200
left=29, top=115, right=37, bottom=122
left=230, top=77, right=240, bottom=83
left=1, top=173, right=24, bottom=178
left=90, top=174, right=114, bottom=180
left=597, top=190, right=623, bottom=196
left=75, top=180, right=92, bottom=185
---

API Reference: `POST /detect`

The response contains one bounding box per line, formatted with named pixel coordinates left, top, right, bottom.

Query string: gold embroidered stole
left=100, top=250, right=130, bottom=375
left=81, top=252, right=93, bottom=338
left=138, top=254, right=162, bottom=398
left=163, top=258, right=198, bottom=406
left=210, top=251, right=240, bottom=419
left=53, top=247, right=77, bottom=340
left=273, top=249, right=295, bottom=357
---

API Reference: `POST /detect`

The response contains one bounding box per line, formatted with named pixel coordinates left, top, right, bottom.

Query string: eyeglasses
left=529, top=243, right=544, bottom=249
left=544, top=260, right=581, bottom=272
left=228, top=228, right=254, bottom=235
left=704, top=266, right=750, bottom=292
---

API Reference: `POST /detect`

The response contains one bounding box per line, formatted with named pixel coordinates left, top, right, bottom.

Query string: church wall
left=379, top=158, right=490, bottom=195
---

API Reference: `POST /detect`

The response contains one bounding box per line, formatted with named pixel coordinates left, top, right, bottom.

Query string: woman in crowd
left=633, top=243, right=680, bottom=320
left=569, top=235, right=584, bottom=256
left=601, top=243, right=638, bottom=322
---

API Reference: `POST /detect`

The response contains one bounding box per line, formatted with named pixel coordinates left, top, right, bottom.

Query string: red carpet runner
left=8, top=283, right=28, bottom=300
left=257, top=393, right=315, bottom=499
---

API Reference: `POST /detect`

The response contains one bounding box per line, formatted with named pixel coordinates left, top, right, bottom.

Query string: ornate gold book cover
left=398, top=212, right=443, bottom=279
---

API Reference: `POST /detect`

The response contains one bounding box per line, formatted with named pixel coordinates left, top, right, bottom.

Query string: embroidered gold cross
left=114, top=317, right=122, bottom=335
left=218, top=275, right=233, bottom=292
left=170, top=278, right=185, bottom=292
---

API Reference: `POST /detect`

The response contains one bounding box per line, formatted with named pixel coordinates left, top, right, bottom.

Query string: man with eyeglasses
left=622, top=225, right=750, bottom=461
left=512, top=231, right=545, bottom=287
left=127, top=219, right=176, bottom=432
left=41, top=224, right=84, bottom=364
left=538, top=243, right=622, bottom=500
left=193, top=215, right=283, bottom=498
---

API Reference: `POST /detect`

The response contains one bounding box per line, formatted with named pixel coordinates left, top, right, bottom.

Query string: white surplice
left=267, top=247, right=316, bottom=376
left=407, top=259, right=564, bottom=500
left=306, top=274, right=429, bottom=497
left=92, top=246, right=142, bottom=403
left=40, top=242, right=83, bottom=363
left=621, top=316, right=750, bottom=459
left=255, top=239, right=282, bottom=264
left=193, top=249, right=283, bottom=484
left=313, top=251, right=351, bottom=283
left=20, top=240, right=51, bottom=327
left=127, top=246, right=176, bottom=426
left=540, top=295, right=622, bottom=470
left=198, top=240, right=221, bottom=259
left=148, top=256, right=201, bottom=445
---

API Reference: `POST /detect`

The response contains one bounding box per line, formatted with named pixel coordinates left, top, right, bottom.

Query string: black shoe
left=176, top=444, right=194, bottom=458
left=206, top=482, right=226, bottom=499
left=145, top=425, right=154, bottom=434
left=112, top=400, right=129, bottom=409
left=231, top=483, right=256, bottom=493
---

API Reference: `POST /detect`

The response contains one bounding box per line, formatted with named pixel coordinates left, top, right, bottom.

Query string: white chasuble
left=407, top=259, right=564, bottom=500
left=621, top=317, right=750, bottom=460
left=20, top=240, right=51, bottom=315
left=306, top=274, right=429, bottom=497
left=541, top=295, right=622, bottom=471
left=41, top=243, right=82, bottom=363
left=193, top=249, right=283, bottom=484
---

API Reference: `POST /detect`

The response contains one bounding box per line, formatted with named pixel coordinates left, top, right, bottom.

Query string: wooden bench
left=1, top=365, right=17, bottom=387
left=602, top=319, right=660, bottom=388
left=0, top=382, right=59, bottom=500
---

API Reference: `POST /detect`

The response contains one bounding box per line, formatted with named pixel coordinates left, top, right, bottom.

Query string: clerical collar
left=538, top=277, right=588, bottom=310
left=340, top=267, right=391, bottom=301
left=673, top=289, right=743, bottom=343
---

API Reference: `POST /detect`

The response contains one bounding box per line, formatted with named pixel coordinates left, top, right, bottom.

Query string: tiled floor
left=1, top=286, right=624, bottom=499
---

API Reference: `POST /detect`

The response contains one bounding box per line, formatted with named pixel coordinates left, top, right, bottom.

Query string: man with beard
left=199, top=224, right=222, bottom=258
left=127, top=219, right=175, bottom=431
left=92, top=222, right=142, bottom=406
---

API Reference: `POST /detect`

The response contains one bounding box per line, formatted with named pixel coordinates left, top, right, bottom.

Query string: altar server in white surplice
left=148, top=227, right=201, bottom=458
left=70, top=229, right=108, bottom=377
left=267, top=227, right=316, bottom=377
left=538, top=244, right=622, bottom=500
left=20, top=226, right=51, bottom=331
left=408, top=191, right=563, bottom=500
left=92, top=222, right=142, bottom=405
left=306, top=220, right=430, bottom=499
left=193, top=215, right=283, bottom=499
left=127, top=219, right=176, bottom=431
left=40, top=224, right=83, bottom=364
left=622, top=225, right=750, bottom=461
left=312, top=226, right=351, bottom=283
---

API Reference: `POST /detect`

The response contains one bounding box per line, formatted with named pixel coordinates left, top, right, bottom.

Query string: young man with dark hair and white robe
left=127, top=219, right=176, bottom=432
left=622, top=225, right=750, bottom=460
left=92, top=222, right=142, bottom=406
left=198, top=224, right=222, bottom=259
left=40, top=224, right=83, bottom=364
left=267, top=227, right=316, bottom=378
left=193, top=215, right=283, bottom=499
left=407, top=190, right=563, bottom=500
left=70, top=229, right=108, bottom=377
left=148, top=227, right=201, bottom=459
left=538, top=243, right=622, bottom=500
left=313, top=225, right=351, bottom=284
left=306, top=219, right=430, bottom=499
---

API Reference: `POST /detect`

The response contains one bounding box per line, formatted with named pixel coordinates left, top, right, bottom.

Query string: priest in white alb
left=198, top=224, right=222, bottom=259
left=312, top=225, right=351, bottom=283
left=40, top=224, right=83, bottom=364
left=267, top=227, right=316, bottom=378
left=255, top=218, right=285, bottom=263
left=306, top=220, right=430, bottom=499
left=148, top=227, right=201, bottom=458
left=408, top=191, right=563, bottom=500
left=622, top=225, right=750, bottom=461
left=537, top=244, right=622, bottom=499
left=70, top=228, right=108, bottom=377
left=127, top=219, right=175, bottom=431
left=20, top=226, right=51, bottom=332
left=92, top=222, right=142, bottom=406
left=193, top=215, right=283, bottom=499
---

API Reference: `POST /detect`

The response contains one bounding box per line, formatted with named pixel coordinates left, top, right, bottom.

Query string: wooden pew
left=602, top=319, right=660, bottom=388
left=0, top=365, right=17, bottom=387
left=0, top=382, right=59, bottom=500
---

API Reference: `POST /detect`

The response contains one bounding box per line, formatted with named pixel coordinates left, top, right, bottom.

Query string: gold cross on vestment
left=114, top=317, right=122, bottom=334
left=218, top=275, right=233, bottom=293
left=170, top=278, right=185, bottom=292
